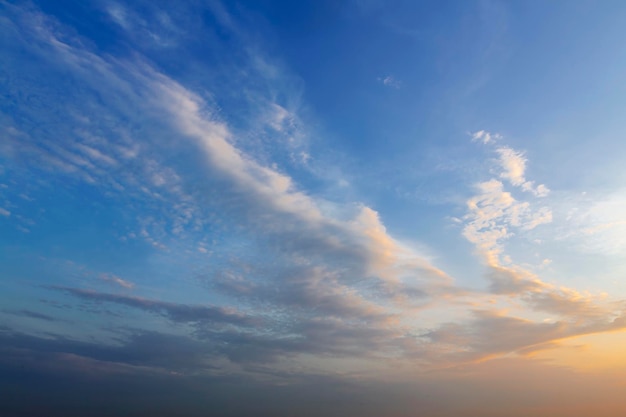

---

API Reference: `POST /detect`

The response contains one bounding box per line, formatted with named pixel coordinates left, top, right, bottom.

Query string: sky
left=2, top=0, right=626, bottom=416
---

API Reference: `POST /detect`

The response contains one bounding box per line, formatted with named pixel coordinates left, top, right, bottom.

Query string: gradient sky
left=2, top=1, right=626, bottom=416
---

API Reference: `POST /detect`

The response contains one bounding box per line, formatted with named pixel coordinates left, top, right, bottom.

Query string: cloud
left=214, top=264, right=391, bottom=320
left=105, top=2, right=182, bottom=48
left=495, top=146, right=526, bottom=186
left=0, top=329, right=219, bottom=377
left=458, top=132, right=626, bottom=332
left=495, top=147, right=550, bottom=197
left=1, top=4, right=454, bottom=370
left=266, top=103, right=294, bottom=132
left=486, top=265, right=544, bottom=295
left=0, top=4, right=217, bottom=249
left=99, top=274, right=135, bottom=289
left=4, top=327, right=626, bottom=417
left=2, top=309, right=60, bottom=322
left=471, top=130, right=501, bottom=144
left=463, top=179, right=552, bottom=267
left=565, top=190, right=626, bottom=255
left=463, top=132, right=553, bottom=276
left=75, top=143, right=117, bottom=166
left=469, top=131, right=549, bottom=197
left=424, top=308, right=626, bottom=364
left=56, top=287, right=258, bottom=328
left=143, top=63, right=454, bottom=307
left=378, top=75, right=401, bottom=88
left=522, top=288, right=610, bottom=320
left=5, top=2, right=626, bottom=392
left=53, top=284, right=414, bottom=366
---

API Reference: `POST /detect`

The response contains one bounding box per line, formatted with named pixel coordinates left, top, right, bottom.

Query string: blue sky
left=3, top=1, right=626, bottom=416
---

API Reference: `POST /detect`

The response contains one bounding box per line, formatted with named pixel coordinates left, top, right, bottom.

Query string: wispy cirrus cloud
left=564, top=190, right=626, bottom=255
left=2, top=309, right=61, bottom=322
left=105, top=1, right=183, bottom=48
left=56, top=287, right=259, bottom=328
left=99, top=274, right=135, bottom=290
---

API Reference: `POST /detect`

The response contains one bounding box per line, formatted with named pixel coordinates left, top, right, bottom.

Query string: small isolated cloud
left=471, top=130, right=501, bottom=144
left=378, top=75, right=401, bottom=89
left=0, top=207, right=10, bottom=217
left=100, top=273, right=135, bottom=289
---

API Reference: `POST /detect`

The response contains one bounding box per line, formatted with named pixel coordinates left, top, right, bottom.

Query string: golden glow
left=532, top=331, right=626, bottom=371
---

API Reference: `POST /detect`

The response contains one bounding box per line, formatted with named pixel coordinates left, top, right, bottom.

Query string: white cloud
left=471, top=130, right=501, bottom=144
left=105, top=2, right=179, bottom=48
left=267, top=103, right=292, bottom=132
left=459, top=131, right=624, bottom=330
left=495, top=146, right=550, bottom=197
left=75, top=143, right=117, bottom=166
left=378, top=75, right=401, bottom=89
left=495, top=147, right=526, bottom=186
left=534, top=183, right=550, bottom=197
left=565, top=190, right=626, bottom=255
left=106, top=3, right=131, bottom=31
left=100, top=273, right=135, bottom=289
left=463, top=179, right=552, bottom=267
left=464, top=136, right=552, bottom=261
left=469, top=131, right=549, bottom=196
left=149, top=72, right=452, bottom=301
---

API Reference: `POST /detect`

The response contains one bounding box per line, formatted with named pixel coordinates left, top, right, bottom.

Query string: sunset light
left=2, top=1, right=626, bottom=416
